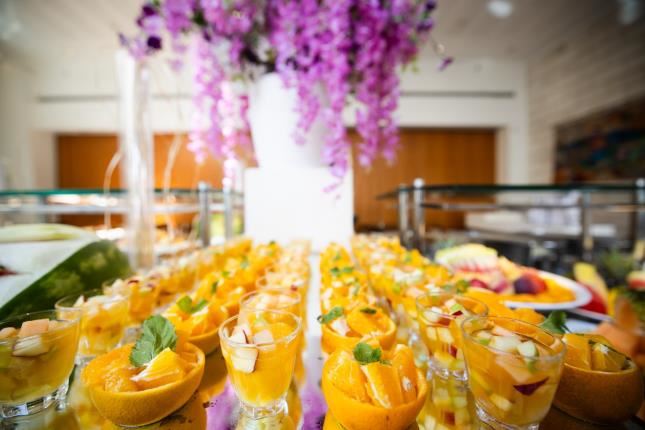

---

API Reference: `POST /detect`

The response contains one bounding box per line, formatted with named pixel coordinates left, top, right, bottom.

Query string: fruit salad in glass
left=0, top=310, right=81, bottom=418
left=240, top=288, right=302, bottom=318
left=416, top=292, right=488, bottom=379
left=56, top=289, right=129, bottom=362
left=219, top=309, right=301, bottom=419
left=461, top=316, right=565, bottom=430
left=104, top=276, right=158, bottom=324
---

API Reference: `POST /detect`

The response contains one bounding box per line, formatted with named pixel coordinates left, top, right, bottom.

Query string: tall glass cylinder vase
left=116, top=50, right=155, bottom=271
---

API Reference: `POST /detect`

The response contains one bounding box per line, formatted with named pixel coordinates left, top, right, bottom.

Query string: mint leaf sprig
left=360, top=307, right=377, bottom=314
left=317, top=306, right=344, bottom=324
left=353, top=342, right=390, bottom=365
left=130, top=315, right=178, bottom=367
left=539, top=311, right=570, bottom=335
left=177, top=296, right=209, bottom=314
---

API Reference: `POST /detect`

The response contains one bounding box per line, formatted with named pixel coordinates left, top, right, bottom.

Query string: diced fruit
left=330, top=317, right=350, bottom=336
left=491, top=325, right=516, bottom=337
left=425, top=327, right=437, bottom=341
left=513, top=378, right=547, bottom=395
left=590, top=342, right=626, bottom=372
left=490, top=393, right=513, bottom=412
left=517, top=340, right=537, bottom=358
left=495, top=355, right=534, bottom=383
left=131, top=348, right=186, bottom=390
left=229, top=329, right=247, bottom=344
left=0, top=327, right=17, bottom=339
left=361, top=362, right=404, bottom=408
left=230, top=347, right=258, bottom=374
left=432, top=387, right=452, bottom=408
left=490, top=335, right=521, bottom=352
left=437, top=327, right=454, bottom=344
left=18, top=319, right=50, bottom=338
left=12, top=335, right=50, bottom=357
left=252, top=329, right=274, bottom=345
left=513, top=273, right=547, bottom=295
left=563, top=333, right=591, bottom=369
left=452, top=395, right=468, bottom=408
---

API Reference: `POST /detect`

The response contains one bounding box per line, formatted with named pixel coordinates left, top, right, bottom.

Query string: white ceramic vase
left=247, top=73, right=326, bottom=168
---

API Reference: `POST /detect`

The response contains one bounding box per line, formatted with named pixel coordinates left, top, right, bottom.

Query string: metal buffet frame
left=0, top=185, right=243, bottom=247
left=380, top=180, right=645, bottom=261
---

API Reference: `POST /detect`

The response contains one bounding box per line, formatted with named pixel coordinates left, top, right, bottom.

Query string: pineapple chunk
left=18, top=319, right=50, bottom=338
left=437, top=327, right=454, bottom=344
left=490, top=393, right=513, bottom=412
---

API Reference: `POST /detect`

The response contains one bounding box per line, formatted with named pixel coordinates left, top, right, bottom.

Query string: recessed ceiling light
left=487, top=0, right=514, bottom=19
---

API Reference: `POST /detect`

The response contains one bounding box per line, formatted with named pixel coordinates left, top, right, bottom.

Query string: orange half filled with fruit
left=461, top=316, right=565, bottom=429
left=554, top=332, right=644, bottom=425
left=0, top=310, right=80, bottom=416
left=81, top=315, right=205, bottom=427
left=164, top=295, right=228, bottom=355
left=322, top=342, right=427, bottom=430
left=416, top=292, right=488, bottom=378
left=319, top=305, right=396, bottom=354
left=219, top=309, right=301, bottom=417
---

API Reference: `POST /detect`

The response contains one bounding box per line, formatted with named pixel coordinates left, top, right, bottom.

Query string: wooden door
left=352, top=128, right=496, bottom=231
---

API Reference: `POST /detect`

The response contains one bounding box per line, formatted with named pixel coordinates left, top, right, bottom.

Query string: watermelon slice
left=0, top=240, right=131, bottom=320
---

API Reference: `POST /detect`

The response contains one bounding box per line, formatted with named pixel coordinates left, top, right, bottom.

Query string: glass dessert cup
left=239, top=288, right=303, bottom=318
left=219, top=309, right=301, bottom=419
left=461, top=316, right=565, bottom=430
left=103, top=276, right=158, bottom=325
left=0, top=309, right=81, bottom=418
left=56, top=289, right=129, bottom=364
left=421, top=372, right=475, bottom=430
left=416, top=292, right=488, bottom=380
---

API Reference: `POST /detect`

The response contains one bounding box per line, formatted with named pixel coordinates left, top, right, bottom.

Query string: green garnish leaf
left=330, top=266, right=354, bottom=277
left=539, top=311, right=570, bottom=335
left=177, top=296, right=208, bottom=314
left=317, top=306, right=344, bottom=324
left=211, top=280, right=219, bottom=294
left=222, top=270, right=231, bottom=278
left=333, top=252, right=342, bottom=262
left=353, top=342, right=382, bottom=365
left=454, top=280, right=470, bottom=294
left=360, top=307, right=377, bottom=314
left=449, top=303, right=465, bottom=314
left=130, top=315, right=177, bottom=367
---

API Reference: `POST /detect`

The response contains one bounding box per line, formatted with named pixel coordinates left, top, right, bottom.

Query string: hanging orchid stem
left=121, top=0, right=447, bottom=182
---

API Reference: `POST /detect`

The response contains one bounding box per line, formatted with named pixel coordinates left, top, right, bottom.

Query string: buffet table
left=4, top=249, right=643, bottom=430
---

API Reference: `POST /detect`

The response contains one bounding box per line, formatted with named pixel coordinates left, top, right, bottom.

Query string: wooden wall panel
left=351, top=129, right=496, bottom=231
left=57, top=130, right=495, bottom=230
left=56, top=134, right=256, bottom=226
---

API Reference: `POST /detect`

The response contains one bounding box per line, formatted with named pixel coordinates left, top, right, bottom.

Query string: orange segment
left=346, top=307, right=388, bottom=336
left=103, top=368, right=139, bottom=393
left=391, top=345, right=418, bottom=403
left=361, top=362, right=404, bottom=408
left=131, top=348, right=187, bottom=390
left=326, top=350, right=370, bottom=402
left=563, top=333, right=591, bottom=369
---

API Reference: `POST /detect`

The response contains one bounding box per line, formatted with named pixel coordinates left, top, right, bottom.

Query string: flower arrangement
left=122, top=0, right=447, bottom=180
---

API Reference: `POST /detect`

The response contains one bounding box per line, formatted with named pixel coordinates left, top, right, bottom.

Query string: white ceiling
left=0, top=0, right=633, bottom=65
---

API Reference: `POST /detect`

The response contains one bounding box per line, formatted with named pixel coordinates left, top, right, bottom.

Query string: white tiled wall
left=527, top=16, right=645, bottom=182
